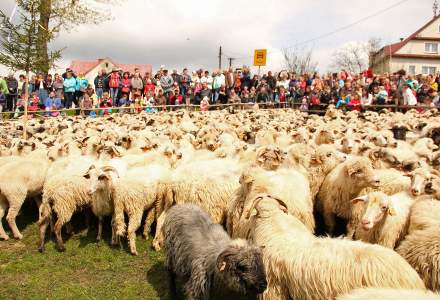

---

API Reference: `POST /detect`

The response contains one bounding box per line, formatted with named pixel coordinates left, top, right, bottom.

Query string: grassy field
left=0, top=202, right=253, bottom=300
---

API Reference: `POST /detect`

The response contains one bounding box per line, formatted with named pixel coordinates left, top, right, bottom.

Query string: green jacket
left=0, top=78, right=8, bottom=95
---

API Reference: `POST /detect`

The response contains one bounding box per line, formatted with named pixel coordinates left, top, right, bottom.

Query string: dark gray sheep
left=162, top=204, right=267, bottom=300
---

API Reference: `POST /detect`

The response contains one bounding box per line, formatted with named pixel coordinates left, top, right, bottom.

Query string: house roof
left=69, top=57, right=152, bottom=75
left=379, top=14, right=440, bottom=57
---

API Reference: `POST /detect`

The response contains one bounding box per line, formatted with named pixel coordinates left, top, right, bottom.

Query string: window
left=408, top=65, right=416, bottom=75
left=425, top=43, right=438, bottom=53
left=422, top=66, right=437, bottom=75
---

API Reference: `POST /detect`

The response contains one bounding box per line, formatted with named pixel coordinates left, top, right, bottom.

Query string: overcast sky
left=0, top=0, right=435, bottom=74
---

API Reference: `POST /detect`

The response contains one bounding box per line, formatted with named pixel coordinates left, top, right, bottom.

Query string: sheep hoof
left=0, top=235, right=9, bottom=241
left=14, top=233, right=23, bottom=240
left=143, top=234, right=149, bottom=240
left=38, top=247, right=44, bottom=253
left=57, top=245, right=66, bottom=252
left=131, top=251, right=138, bottom=256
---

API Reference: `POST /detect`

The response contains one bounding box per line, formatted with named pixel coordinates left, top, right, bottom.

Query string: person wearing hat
left=108, top=67, right=121, bottom=103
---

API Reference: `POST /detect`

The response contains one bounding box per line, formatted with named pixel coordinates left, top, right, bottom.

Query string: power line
left=232, top=0, right=410, bottom=60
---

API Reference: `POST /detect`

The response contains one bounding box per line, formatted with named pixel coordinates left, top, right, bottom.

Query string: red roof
left=69, top=58, right=152, bottom=75
left=380, top=15, right=440, bottom=57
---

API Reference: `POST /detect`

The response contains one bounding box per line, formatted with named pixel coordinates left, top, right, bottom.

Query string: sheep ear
left=351, top=195, right=368, bottom=204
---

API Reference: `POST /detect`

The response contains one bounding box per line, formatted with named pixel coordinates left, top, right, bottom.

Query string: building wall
left=419, top=18, right=440, bottom=37
left=85, top=60, right=116, bottom=88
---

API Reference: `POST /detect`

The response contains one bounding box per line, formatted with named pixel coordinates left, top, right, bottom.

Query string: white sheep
left=351, top=191, right=414, bottom=248
left=316, top=157, right=380, bottom=236
left=239, top=195, right=425, bottom=300
left=337, top=288, right=440, bottom=300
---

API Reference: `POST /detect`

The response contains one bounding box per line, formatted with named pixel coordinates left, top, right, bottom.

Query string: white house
left=370, top=14, right=440, bottom=75
left=69, top=57, right=152, bottom=88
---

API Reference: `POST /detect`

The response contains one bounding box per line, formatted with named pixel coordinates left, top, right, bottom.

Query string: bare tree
left=282, top=46, right=318, bottom=74
left=331, top=38, right=383, bottom=73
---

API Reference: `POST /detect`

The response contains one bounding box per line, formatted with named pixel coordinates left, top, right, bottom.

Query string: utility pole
left=218, top=46, right=222, bottom=69
left=228, top=57, right=235, bottom=68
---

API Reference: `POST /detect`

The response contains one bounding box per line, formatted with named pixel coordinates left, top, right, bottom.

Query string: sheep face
left=216, top=243, right=267, bottom=295
left=391, top=126, right=409, bottom=141
left=408, top=168, right=431, bottom=196
left=352, top=192, right=395, bottom=231
left=424, top=176, right=440, bottom=200
left=345, top=159, right=380, bottom=188
left=371, top=135, right=388, bottom=147
left=85, top=166, right=119, bottom=196
left=256, top=146, right=285, bottom=171
left=313, top=145, right=346, bottom=171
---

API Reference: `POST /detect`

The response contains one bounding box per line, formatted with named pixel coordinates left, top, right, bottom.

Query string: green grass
left=0, top=202, right=254, bottom=300
left=0, top=204, right=171, bottom=300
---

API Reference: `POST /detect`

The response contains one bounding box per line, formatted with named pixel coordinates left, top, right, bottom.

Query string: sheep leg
left=54, top=213, right=72, bottom=252
left=38, top=218, right=49, bottom=253
left=185, top=266, right=209, bottom=300
left=143, top=208, right=155, bottom=240
left=110, top=217, right=119, bottom=246
left=0, top=198, right=9, bottom=240
left=152, top=211, right=167, bottom=251
left=96, top=217, right=102, bottom=242
left=5, top=194, right=26, bottom=240
left=167, top=269, right=178, bottom=300
left=127, top=213, right=142, bottom=256
left=323, top=211, right=337, bottom=235
left=65, top=222, right=74, bottom=235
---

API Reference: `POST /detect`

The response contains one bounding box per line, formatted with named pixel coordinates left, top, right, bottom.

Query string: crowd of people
left=0, top=66, right=439, bottom=118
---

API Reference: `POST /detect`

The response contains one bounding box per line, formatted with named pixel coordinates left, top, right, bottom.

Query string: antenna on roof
left=434, top=0, right=439, bottom=17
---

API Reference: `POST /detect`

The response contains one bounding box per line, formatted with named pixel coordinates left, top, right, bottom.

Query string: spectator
left=76, top=72, right=89, bottom=102
left=200, top=96, right=210, bottom=112
left=118, top=93, right=129, bottom=114
left=179, top=68, right=191, bottom=96
left=228, top=89, right=241, bottom=104
left=53, top=74, right=64, bottom=102
left=131, top=70, right=144, bottom=99
left=79, top=94, right=93, bottom=116
left=217, top=85, right=228, bottom=105
left=376, top=86, right=388, bottom=105
left=28, top=91, right=40, bottom=117
left=17, top=74, right=25, bottom=97
left=35, top=74, right=48, bottom=106
left=0, top=76, right=10, bottom=107
left=100, top=91, right=113, bottom=115
left=120, top=72, right=131, bottom=103
left=108, top=68, right=121, bottom=102
left=348, top=92, right=362, bottom=111
left=160, top=69, right=174, bottom=97
left=199, top=83, right=212, bottom=104
left=94, top=70, right=105, bottom=102
left=0, top=87, right=5, bottom=120
left=63, top=70, right=77, bottom=108
left=336, top=91, right=349, bottom=110
left=6, top=72, right=18, bottom=111
left=44, top=91, right=62, bottom=116
left=403, top=84, right=417, bottom=106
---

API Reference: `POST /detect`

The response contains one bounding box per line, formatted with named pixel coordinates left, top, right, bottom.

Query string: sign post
left=253, top=49, right=267, bottom=75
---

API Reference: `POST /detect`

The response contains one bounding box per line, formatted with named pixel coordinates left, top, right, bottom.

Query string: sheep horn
left=244, top=195, right=265, bottom=220
left=100, top=166, right=119, bottom=178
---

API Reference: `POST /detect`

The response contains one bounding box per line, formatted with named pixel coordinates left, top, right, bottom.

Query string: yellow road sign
left=254, top=49, right=267, bottom=66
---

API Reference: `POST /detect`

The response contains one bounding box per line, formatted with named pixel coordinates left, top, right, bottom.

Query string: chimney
left=400, top=38, right=404, bottom=42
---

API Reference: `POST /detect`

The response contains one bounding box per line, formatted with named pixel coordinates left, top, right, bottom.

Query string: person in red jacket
left=348, top=92, right=362, bottom=111
left=144, top=79, right=155, bottom=95
left=108, top=68, right=121, bottom=103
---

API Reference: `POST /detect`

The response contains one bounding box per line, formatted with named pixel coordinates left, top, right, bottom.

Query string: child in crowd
left=200, top=96, right=210, bottom=112
left=299, top=97, right=308, bottom=111
left=118, top=94, right=128, bottom=114
left=376, top=86, right=388, bottom=105
left=336, top=91, right=350, bottom=110
left=100, top=92, right=113, bottom=115
left=80, top=94, right=93, bottom=116
left=348, top=92, right=362, bottom=111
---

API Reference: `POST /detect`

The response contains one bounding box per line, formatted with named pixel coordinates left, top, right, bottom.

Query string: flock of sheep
left=1, top=106, right=440, bottom=299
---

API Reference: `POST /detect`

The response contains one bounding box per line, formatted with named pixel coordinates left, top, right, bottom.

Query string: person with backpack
left=108, top=68, right=121, bottom=103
